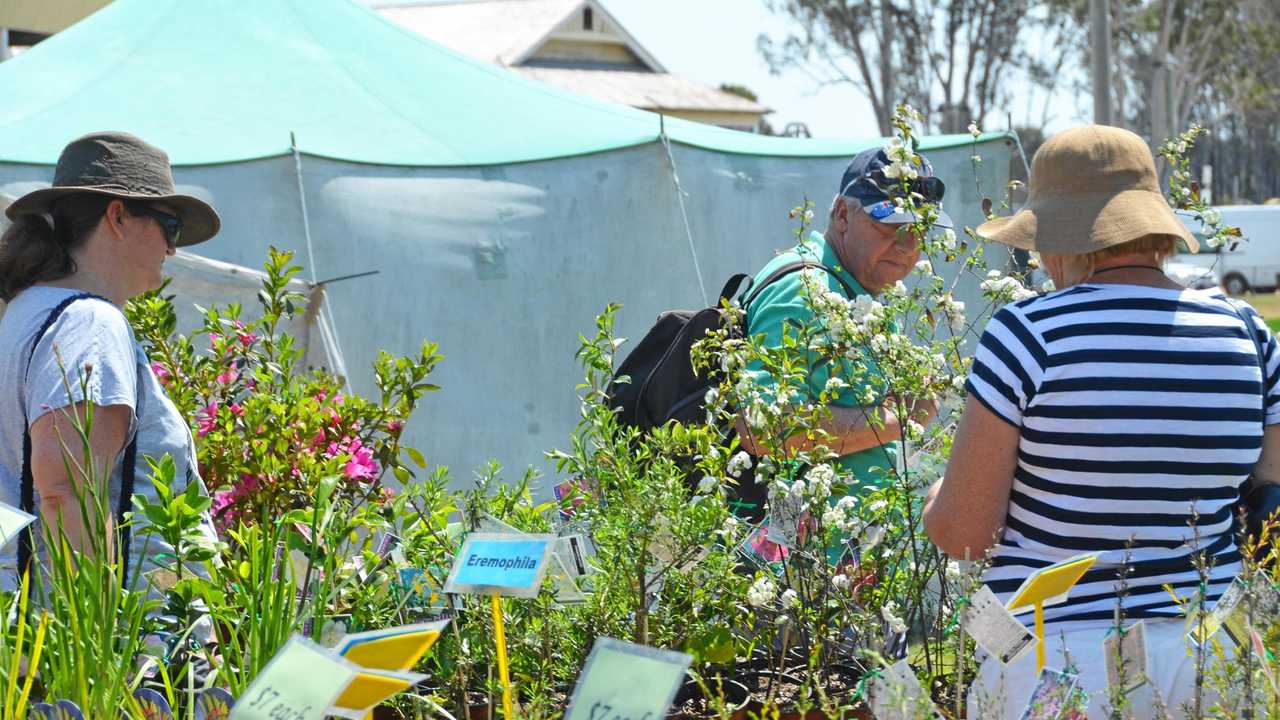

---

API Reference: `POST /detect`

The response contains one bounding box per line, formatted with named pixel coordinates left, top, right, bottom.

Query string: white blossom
left=780, top=588, right=800, bottom=608
left=945, top=560, right=963, bottom=583
left=697, top=475, right=720, bottom=493
left=721, top=515, right=739, bottom=536
left=1203, top=209, right=1221, bottom=225
left=914, top=259, right=933, bottom=275
left=832, top=573, right=852, bottom=591
left=747, top=576, right=777, bottom=608
left=940, top=228, right=957, bottom=251
left=824, top=376, right=849, bottom=394
left=967, top=122, right=980, bottom=138
left=727, top=450, right=752, bottom=478
left=881, top=601, right=908, bottom=634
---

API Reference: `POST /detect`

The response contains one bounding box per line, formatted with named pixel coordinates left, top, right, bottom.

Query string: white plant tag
left=868, top=659, right=938, bottom=720
left=961, top=585, right=1035, bottom=665
left=1103, top=620, right=1150, bottom=694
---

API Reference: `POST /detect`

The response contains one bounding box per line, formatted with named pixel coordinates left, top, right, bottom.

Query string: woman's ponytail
left=0, top=194, right=112, bottom=302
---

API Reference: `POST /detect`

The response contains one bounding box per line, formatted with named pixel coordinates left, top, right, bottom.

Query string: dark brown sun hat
left=5, top=131, right=220, bottom=246
left=977, top=124, right=1197, bottom=254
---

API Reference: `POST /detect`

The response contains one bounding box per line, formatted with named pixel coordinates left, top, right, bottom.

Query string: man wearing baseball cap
left=731, top=146, right=950, bottom=517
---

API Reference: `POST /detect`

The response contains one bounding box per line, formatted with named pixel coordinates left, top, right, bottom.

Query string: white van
left=1174, top=205, right=1280, bottom=295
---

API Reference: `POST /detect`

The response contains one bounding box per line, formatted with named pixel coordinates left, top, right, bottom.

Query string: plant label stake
left=0, top=501, right=35, bottom=549
left=563, top=637, right=691, bottom=720
left=334, top=619, right=450, bottom=671
left=229, top=636, right=356, bottom=720
left=444, top=532, right=556, bottom=718
left=961, top=585, right=1035, bottom=665
left=1005, top=553, right=1097, bottom=673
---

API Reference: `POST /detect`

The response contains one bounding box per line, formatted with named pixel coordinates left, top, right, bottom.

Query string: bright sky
left=600, top=0, right=1089, bottom=138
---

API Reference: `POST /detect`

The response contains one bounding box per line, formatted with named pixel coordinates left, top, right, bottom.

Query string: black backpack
left=607, top=262, right=855, bottom=517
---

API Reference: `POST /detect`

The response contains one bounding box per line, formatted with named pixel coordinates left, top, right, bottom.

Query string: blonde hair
left=1049, top=233, right=1181, bottom=287
left=1085, top=234, right=1179, bottom=265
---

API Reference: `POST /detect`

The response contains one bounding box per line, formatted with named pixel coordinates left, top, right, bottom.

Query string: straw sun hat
left=977, top=124, right=1198, bottom=254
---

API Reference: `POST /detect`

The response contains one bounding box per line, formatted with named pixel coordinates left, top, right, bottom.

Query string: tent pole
left=291, top=132, right=349, bottom=384
left=0, top=28, right=10, bottom=62
left=659, top=119, right=709, bottom=307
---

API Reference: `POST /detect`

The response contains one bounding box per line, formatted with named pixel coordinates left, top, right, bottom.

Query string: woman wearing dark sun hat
left=0, top=131, right=221, bottom=590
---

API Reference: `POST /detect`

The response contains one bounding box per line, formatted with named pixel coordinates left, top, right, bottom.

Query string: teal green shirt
left=744, top=231, right=899, bottom=489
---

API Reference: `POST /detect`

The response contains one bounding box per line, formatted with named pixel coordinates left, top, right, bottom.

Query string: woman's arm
left=28, top=402, right=131, bottom=555
left=923, top=394, right=1020, bottom=559
left=1251, top=425, right=1280, bottom=486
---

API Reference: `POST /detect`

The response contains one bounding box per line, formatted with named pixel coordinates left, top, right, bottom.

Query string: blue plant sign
left=53, top=700, right=86, bottom=720
left=194, top=688, right=236, bottom=720
left=27, top=704, right=57, bottom=719
left=134, top=688, right=174, bottom=719
left=443, top=532, right=555, bottom=598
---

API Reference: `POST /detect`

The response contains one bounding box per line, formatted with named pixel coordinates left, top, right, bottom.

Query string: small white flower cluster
left=940, top=292, right=966, bottom=332
left=726, top=450, right=752, bottom=478
left=914, top=259, right=933, bottom=275
left=747, top=575, right=777, bottom=608
left=831, top=573, right=852, bottom=591
left=945, top=560, right=963, bottom=583
left=820, top=494, right=860, bottom=534
left=882, top=137, right=919, bottom=181
left=719, top=339, right=748, bottom=374
left=967, top=121, right=981, bottom=138
left=881, top=601, right=908, bottom=634
left=1202, top=208, right=1221, bottom=226
left=980, top=269, right=1037, bottom=302
left=780, top=588, right=800, bottom=608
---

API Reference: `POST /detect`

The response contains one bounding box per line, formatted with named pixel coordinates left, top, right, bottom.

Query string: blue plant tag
left=134, top=688, right=175, bottom=719
left=443, top=533, right=554, bottom=598
left=27, top=704, right=57, bottom=719
left=53, top=700, right=86, bottom=720
left=194, top=687, right=235, bottom=720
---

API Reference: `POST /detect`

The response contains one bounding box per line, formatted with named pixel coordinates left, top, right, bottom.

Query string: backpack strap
left=741, top=260, right=857, bottom=310
left=17, top=293, right=138, bottom=587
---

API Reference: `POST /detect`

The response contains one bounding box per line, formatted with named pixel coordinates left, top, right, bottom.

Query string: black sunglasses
left=129, top=204, right=183, bottom=249
left=846, top=173, right=947, bottom=204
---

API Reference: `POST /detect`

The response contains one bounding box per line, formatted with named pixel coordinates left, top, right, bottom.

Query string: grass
left=1240, top=292, right=1280, bottom=333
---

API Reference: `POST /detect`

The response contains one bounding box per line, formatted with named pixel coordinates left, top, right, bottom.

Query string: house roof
left=372, top=0, right=664, bottom=70
left=0, top=0, right=1012, bottom=165
left=516, top=67, right=769, bottom=115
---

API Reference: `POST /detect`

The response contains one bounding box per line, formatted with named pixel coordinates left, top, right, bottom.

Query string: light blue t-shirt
left=0, top=285, right=217, bottom=590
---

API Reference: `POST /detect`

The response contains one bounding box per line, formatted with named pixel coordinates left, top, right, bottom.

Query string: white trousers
left=967, top=618, right=1225, bottom=719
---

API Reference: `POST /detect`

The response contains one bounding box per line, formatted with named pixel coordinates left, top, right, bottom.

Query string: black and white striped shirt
left=966, top=283, right=1279, bottom=629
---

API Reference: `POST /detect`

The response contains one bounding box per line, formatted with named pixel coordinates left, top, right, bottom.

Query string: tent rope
left=659, top=122, right=709, bottom=307
left=291, top=132, right=350, bottom=383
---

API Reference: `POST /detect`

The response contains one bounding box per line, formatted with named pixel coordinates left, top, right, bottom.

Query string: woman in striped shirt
left=924, top=125, right=1280, bottom=717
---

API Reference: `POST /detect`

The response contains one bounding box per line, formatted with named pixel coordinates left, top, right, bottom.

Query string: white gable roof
left=372, top=0, right=665, bottom=71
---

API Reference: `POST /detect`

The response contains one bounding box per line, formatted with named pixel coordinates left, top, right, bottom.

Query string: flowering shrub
left=126, top=248, right=442, bottom=527
left=2, top=118, right=1276, bottom=720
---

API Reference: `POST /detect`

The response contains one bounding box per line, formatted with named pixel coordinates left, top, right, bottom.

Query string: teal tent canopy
left=0, top=0, right=1016, bottom=485
left=0, top=0, right=1002, bottom=166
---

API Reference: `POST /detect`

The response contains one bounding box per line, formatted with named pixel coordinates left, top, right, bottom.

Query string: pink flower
left=228, top=402, right=244, bottom=417
left=343, top=440, right=379, bottom=481
left=196, top=402, right=218, bottom=437
left=211, top=490, right=234, bottom=518
left=386, top=419, right=404, bottom=433
left=238, top=331, right=258, bottom=348
left=151, top=362, right=170, bottom=385
left=333, top=394, right=345, bottom=406
left=216, top=368, right=238, bottom=386
left=314, top=391, right=327, bottom=403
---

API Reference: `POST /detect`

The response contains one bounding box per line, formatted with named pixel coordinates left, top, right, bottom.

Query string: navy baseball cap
left=838, top=147, right=953, bottom=229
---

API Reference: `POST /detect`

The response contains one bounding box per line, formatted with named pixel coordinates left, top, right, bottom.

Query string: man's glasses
left=130, top=204, right=183, bottom=249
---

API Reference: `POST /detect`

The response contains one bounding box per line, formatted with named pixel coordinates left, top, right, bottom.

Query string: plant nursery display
left=0, top=111, right=1276, bottom=720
